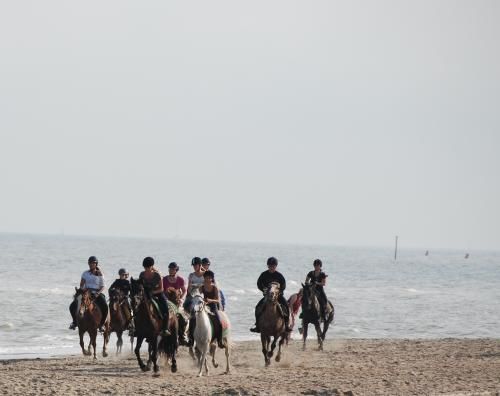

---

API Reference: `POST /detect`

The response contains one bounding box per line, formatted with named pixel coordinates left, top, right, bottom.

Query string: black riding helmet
left=191, top=257, right=202, bottom=266
left=142, top=257, right=155, bottom=268
left=313, top=259, right=323, bottom=267
left=267, top=257, right=278, bottom=267
left=88, top=256, right=98, bottom=264
left=201, top=257, right=211, bottom=266
left=168, top=262, right=179, bottom=270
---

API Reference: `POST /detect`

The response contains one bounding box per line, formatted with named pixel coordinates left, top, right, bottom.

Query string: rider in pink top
left=162, top=262, right=186, bottom=301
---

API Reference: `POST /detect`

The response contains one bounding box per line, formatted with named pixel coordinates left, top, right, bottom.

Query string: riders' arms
left=204, top=286, right=220, bottom=304
left=79, top=278, right=85, bottom=289
left=256, top=272, right=265, bottom=292
left=180, top=284, right=187, bottom=300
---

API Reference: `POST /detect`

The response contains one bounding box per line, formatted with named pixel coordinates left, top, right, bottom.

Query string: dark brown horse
left=301, top=282, right=334, bottom=351
left=75, top=288, right=110, bottom=359
left=107, top=289, right=133, bottom=354
left=257, top=282, right=288, bottom=366
left=130, top=278, right=178, bottom=375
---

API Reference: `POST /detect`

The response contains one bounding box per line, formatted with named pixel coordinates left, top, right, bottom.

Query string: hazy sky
left=1, top=1, right=499, bottom=250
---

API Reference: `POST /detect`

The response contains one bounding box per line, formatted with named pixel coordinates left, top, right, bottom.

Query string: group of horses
left=72, top=280, right=334, bottom=375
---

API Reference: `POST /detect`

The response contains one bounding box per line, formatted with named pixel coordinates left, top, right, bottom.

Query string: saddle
left=149, top=297, right=163, bottom=319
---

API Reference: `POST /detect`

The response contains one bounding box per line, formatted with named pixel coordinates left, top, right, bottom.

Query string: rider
left=183, top=257, right=204, bottom=312
left=108, top=268, right=133, bottom=331
left=139, top=257, right=171, bottom=336
left=184, top=257, right=205, bottom=346
left=162, top=262, right=186, bottom=303
left=305, top=258, right=328, bottom=320
left=69, top=256, right=108, bottom=332
left=200, top=270, right=224, bottom=348
left=163, top=261, right=189, bottom=346
left=250, top=257, right=292, bottom=333
left=201, top=257, right=226, bottom=310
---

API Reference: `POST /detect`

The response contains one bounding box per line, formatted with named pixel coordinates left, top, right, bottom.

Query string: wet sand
left=0, top=338, right=499, bottom=395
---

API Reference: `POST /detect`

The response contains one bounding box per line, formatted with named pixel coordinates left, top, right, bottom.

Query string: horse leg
left=302, top=322, right=309, bottom=351
left=321, top=314, right=333, bottom=341
left=79, top=330, right=88, bottom=356
left=261, top=334, right=270, bottom=367
left=268, top=337, right=277, bottom=358
left=152, top=339, right=160, bottom=376
left=135, top=336, right=148, bottom=371
left=210, top=342, right=219, bottom=368
left=116, top=331, right=123, bottom=355
left=170, top=336, right=177, bottom=373
left=224, top=343, right=231, bottom=374
left=198, top=346, right=207, bottom=377
left=314, top=322, right=323, bottom=351
left=275, top=335, right=286, bottom=362
left=90, top=330, right=97, bottom=360
left=102, top=329, right=109, bottom=358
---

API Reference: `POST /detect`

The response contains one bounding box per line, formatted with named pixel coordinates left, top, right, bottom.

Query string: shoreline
left=1, top=338, right=499, bottom=395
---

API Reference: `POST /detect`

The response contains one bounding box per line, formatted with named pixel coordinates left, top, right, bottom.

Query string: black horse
left=301, top=282, right=334, bottom=351
left=130, top=278, right=178, bottom=375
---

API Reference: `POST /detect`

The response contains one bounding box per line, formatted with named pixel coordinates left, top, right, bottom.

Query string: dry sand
left=1, top=338, right=499, bottom=395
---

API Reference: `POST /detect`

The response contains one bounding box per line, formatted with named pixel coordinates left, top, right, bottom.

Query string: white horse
left=192, top=291, right=231, bottom=377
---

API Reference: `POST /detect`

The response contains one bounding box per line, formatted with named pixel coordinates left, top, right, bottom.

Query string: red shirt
left=162, top=275, right=185, bottom=291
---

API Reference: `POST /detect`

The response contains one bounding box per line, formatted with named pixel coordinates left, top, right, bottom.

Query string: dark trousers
left=153, top=292, right=169, bottom=329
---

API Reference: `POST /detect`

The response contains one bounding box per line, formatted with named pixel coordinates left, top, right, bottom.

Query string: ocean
left=0, top=233, right=498, bottom=359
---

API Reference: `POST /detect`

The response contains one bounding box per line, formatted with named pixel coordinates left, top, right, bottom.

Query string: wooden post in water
left=394, top=235, right=398, bottom=260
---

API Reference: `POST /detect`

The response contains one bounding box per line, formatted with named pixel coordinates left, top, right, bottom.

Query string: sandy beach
left=0, top=338, right=499, bottom=395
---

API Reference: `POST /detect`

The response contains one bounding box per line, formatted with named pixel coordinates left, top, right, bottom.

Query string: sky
left=1, top=1, right=499, bottom=250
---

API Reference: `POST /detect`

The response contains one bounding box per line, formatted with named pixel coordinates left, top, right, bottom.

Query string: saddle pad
left=167, top=300, right=180, bottom=316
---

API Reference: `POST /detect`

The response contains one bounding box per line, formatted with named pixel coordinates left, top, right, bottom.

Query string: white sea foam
left=0, top=322, right=15, bottom=330
left=228, top=296, right=239, bottom=301
left=233, top=289, right=246, bottom=295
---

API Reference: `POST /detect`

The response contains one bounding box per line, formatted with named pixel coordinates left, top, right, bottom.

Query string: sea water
left=0, top=233, right=498, bottom=359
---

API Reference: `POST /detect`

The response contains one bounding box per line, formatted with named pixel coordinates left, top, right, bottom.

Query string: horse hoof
left=171, top=365, right=177, bottom=373
left=140, top=365, right=148, bottom=372
left=267, top=352, right=273, bottom=358
left=275, top=356, right=281, bottom=362
left=103, top=352, right=108, bottom=358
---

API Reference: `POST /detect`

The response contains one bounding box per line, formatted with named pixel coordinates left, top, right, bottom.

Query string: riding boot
left=161, top=318, right=171, bottom=336
left=177, top=315, right=190, bottom=346
left=69, top=301, right=77, bottom=330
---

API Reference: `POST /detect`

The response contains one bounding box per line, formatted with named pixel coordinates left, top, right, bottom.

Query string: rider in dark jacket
left=250, top=257, right=292, bottom=333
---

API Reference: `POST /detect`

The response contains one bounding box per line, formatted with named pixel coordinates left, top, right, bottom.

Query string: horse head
left=78, top=289, right=95, bottom=317
left=109, top=288, right=125, bottom=311
left=130, top=277, right=146, bottom=308
left=301, top=282, right=319, bottom=312
left=166, top=287, right=180, bottom=306
left=264, top=282, right=281, bottom=304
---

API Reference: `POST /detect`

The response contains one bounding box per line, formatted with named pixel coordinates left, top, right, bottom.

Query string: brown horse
left=75, top=288, right=109, bottom=359
left=301, top=282, right=334, bottom=351
left=130, top=278, right=178, bottom=375
left=257, top=282, right=288, bottom=367
left=107, top=289, right=133, bottom=355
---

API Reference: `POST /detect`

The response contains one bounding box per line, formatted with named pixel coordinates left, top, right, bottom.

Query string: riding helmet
left=142, top=256, right=155, bottom=268
left=191, top=257, right=202, bottom=266
left=88, top=256, right=98, bottom=264
left=313, top=259, right=323, bottom=267
left=267, top=257, right=278, bottom=267
left=201, top=257, right=211, bottom=266
left=118, top=268, right=128, bottom=275
left=168, top=262, right=179, bottom=270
